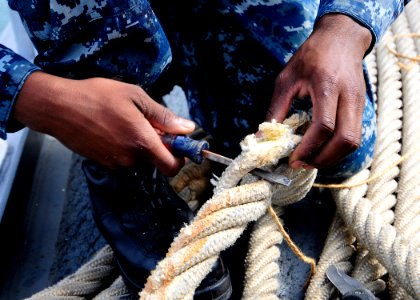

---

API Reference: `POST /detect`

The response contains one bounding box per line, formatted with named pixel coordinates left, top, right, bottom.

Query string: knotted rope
left=27, top=2, right=420, bottom=299
left=140, top=115, right=317, bottom=299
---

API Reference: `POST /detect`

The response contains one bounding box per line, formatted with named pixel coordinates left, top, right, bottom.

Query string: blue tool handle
left=161, top=134, right=209, bottom=164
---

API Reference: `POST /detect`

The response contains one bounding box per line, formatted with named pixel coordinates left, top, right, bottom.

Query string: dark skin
left=14, top=74, right=196, bottom=176
left=267, top=14, right=372, bottom=170
left=13, top=14, right=372, bottom=175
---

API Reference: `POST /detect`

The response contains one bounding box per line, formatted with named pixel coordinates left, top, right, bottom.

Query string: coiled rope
left=350, top=29, right=402, bottom=295
left=27, top=2, right=420, bottom=299
left=27, top=246, right=117, bottom=300
left=388, top=8, right=420, bottom=300
left=306, top=4, right=420, bottom=299
left=306, top=28, right=405, bottom=299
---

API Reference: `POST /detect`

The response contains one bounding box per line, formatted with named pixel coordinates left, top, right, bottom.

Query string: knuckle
left=275, top=71, right=287, bottom=84
left=160, top=107, right=175, bottom=126
left=339, top=132, right=361, bottom=151
left=325, top=73, right=339, bottom=85
left=346, top=87, right=361, bottom=99
left=343, top=89, right=366, bottom=113
left=313, top=117, right=335, bottom=135
left=320, top=81, right=339, bottom=99
left=137, top=98, right=149, bottom=117
left=133, top=84, right=146, bottom=97
left=275, top=70, right=292, bottom=88
left=133, top=87, right=151, bottom=115
left=314, top=68, right=338, bottom=84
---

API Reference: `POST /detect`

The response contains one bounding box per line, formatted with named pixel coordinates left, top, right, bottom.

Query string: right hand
left=13, top=72, right=195, bottom=176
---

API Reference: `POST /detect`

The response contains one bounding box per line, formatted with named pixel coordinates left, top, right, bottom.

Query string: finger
left=266, top=70, right=302, bottom=122
left=133, top=87, right=195, bottom=134
left=135, top=116, right=186, bottom=176
left=310, top=90, right=365, bottom=168
left=289, top=85, right=338, bottom=168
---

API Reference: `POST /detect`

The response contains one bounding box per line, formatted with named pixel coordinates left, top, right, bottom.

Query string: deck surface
left=0, top=131, right=335, bottom=299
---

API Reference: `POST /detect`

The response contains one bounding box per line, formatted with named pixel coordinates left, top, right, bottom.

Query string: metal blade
left=202, top=150, right=291, bottom=186
left=326, top=265, right=376, bottom=299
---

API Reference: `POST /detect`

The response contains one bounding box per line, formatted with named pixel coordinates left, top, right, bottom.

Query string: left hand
left=266, top=14, right=372, bottom=170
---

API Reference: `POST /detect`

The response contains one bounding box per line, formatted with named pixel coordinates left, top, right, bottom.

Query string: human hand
left=266, top=14, right=372, bottom=170
left=13, top=72, right=195, bottom=176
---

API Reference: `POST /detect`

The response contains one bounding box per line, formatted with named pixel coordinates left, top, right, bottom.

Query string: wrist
left=314, top=14, right=372, bottom=58
left=13, top=71, right=75, bottom=135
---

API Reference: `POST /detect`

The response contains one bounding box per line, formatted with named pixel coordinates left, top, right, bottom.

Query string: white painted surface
left=0, top=5, right=36, bottom=221
left=0, top=129, right=28, bottom=221
left=0, top=5, right=37, bottom=61
left=0, top=139, right=7, bottom=171
left=0, top=1, right=9, bottom=33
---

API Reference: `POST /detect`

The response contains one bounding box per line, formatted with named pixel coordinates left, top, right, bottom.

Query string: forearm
left=12, top=71, right=195, bottom=173
left=0, top=44, right=40, bottom=139
left=13, top=71, right=76, bottom=136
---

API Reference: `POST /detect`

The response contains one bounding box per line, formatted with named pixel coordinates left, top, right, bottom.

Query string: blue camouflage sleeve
left=0, top=44, right=40, bottom=139
left=317, top=0, right=411, bottom=50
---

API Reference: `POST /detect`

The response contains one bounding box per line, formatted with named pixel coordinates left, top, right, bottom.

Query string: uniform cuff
left=0, top=45, right=41, bottom=139
left=317, top=1, right=407, bottom=54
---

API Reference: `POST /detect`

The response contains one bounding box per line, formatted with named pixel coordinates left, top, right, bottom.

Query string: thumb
left=135, top=92, right=195, bottom=134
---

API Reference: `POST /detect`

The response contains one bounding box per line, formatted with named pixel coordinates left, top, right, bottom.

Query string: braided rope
left=92, top=277, right=133, bottom=300
left=388, top=10, right=420, bottom=300
left=351, top=29, right=403, bottom=293
left=26, top=246, right=117, bottom=300
left=365, top=48, right=378, bottom=104
left=305, top=213, right=355, bottom=300
left=27, top=4, right=420, bottom=300
left=140, top=115, right=316, bottom=299
left=332, top=167, right=420, bottom=299
left=170, top=160, right=214, bottom=212
left=406, top=1, right=420, bottom=55
left=242, top=206, right=284, bottom=300
left=304, top=45, right=388, bottom=300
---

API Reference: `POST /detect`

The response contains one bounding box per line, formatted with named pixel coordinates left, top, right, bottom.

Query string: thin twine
left=312, top=146, right=420, bottom=189
left=386, top=33, right=420, bottom=70
left=267, top=205, right=316, bottom=288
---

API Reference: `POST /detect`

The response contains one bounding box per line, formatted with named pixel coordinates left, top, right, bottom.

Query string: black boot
left=82, top=160, right=232, bottom=299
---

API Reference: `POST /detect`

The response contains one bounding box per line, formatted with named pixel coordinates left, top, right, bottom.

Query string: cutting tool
left=326, top=265, right=378, bottom=300
left=161, top=134, right=291, bottom=186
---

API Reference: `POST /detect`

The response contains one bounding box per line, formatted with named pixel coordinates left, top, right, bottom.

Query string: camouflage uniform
left=0, top=0, right=410, bottom=179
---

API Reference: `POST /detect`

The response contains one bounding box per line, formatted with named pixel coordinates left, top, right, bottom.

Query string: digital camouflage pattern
left=0, top=0, right=410, bottom=179
left=0, top=45, right=40, bottom=137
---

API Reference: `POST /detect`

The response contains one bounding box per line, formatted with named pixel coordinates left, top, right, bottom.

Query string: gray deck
left=0, top=131, right=334, bottom=300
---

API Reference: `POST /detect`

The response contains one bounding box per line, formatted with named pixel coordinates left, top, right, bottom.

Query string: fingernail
left=290, top=160, right=304, bottom=169
left=302, top=163, right=314, bottom=170
left=176, top=118, right=195, bottom=130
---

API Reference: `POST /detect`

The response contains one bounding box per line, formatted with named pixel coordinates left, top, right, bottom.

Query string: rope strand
left=267, top=205, right=316, bottom=288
